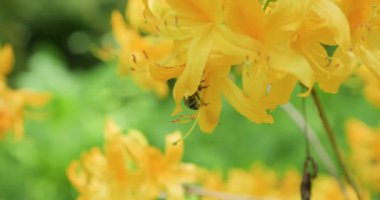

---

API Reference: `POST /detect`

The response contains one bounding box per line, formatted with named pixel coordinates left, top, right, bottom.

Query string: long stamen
left=172, top=113, right=200, bottom=145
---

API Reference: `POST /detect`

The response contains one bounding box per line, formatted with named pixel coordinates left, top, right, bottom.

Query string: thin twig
left=281, top=103, right=347, bottom=196
left=310, top=89, right=361, bottom=200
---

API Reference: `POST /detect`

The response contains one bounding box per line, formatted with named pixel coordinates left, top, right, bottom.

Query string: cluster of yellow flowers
left=68, top=119, right=376, bottom=200
left=346, top=119, right=380, bottom=193
left=68, top=120, right=197, bottom=200
left=0, top=44, right=50, bottom=139
left=111, top=0, right=380, bottom=133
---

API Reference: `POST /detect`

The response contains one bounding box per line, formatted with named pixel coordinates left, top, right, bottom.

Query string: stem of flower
left=310, top=89, right=361, bottom=200
left=281, top=103, right=347, bottom=196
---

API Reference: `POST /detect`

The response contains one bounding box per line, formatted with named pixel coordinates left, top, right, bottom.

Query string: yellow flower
left=312, top=175, right=369, bottom=200
left=141, top=0, right=276, bottom=132
left=124, top=129, right=197, bottom=200
left=291, top=0, right=354, bottom=93
left=68, top=120, right=140, bottom=200
left=338, top=0, right=380, bottom=84
left=68, top=119, right=197, bottom=200
left=226, top=164, right=277, bottom=197
left=0, top=44, right=50, bottom=139
left=346, top=119, right=380, bottom=193
left=222, top=0, right=314, bottom=111
left=111, top=10, right=170, bottom=98
left=356, top=65, right=380, bottom=107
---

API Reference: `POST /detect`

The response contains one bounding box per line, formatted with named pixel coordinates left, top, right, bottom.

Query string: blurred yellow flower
left=226, top=164, right=277, bottom=197
left=68, top=119, right=197, bottom=200
left=346, top=119, right=380, bottom=193
left=357, top=65, right=380, bottom=107
left=0, top=44, right=50, bottom=139
left=111, top=10, right=170, bottom=98
left=312, top=175, right=368, bottom=200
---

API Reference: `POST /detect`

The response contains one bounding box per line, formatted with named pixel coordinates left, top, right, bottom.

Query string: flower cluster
left=67, top=119, right=197, bottom=200
left=0, top=44, right=50, bottom=139
left=346, top=119, right=380, bottom=193
left=199, top=165, right=366, bottom=200
left=111, top=0, right=380, bottom=133
left=68, top=120, right=375, bottom=200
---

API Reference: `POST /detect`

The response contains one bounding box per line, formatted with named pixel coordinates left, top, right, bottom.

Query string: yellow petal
left=124, top=129, right=149, bottom=166
left=337, top=0, right=373, bottom=30
left=346, top=119, right=375, bottom=150
left=20, top=90, right=51, bottom=107
left=0, top=44, right=14, bottom=77
left=104, top=118, right=122, bottom=140
left=220, top=77, right=273, bottom=124
left=165, top=131, right=183, bottom=165
left=198, top=77, right=222, bottom=133
left=311, top=0, right=351, bottom=49
left=165, top=0, right=220, bottom=22
left=242, top=61, right=268, bottom=103
left=357, top=45, right=380, bottom=83
left=67, top=161, right=87, bottom=193
left=224, top=0, right=266, bottom=40
left=163, top=182, right=184, bottom=200
left=268, top=46, right=314, bottom=92
left=149, top=63, right=185, bottom=81
left=172, top=28, right=213, bottom=114
left=267, top=0, right=310, bottom=32
left=263, top=75, right=297, bottom=110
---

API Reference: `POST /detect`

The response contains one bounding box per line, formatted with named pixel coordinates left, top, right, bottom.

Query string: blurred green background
left=1, top=1, right=380, bottom=200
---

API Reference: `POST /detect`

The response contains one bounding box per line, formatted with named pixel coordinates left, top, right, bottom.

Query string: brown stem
left=311, top=89, right=361, bottom=200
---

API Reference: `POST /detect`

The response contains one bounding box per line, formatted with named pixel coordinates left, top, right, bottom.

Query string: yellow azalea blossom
left=356, top=65, right=380, bottom=107
left=312, top=175, right=370, bottom=200
left=291, top=0, right=355, bottom=93
left=338, top=0, right=380, bottom=84
left=123, top=129, right=197, bottom=200
left=222, top=0, right=315, bottom=111
left=141, top=0, right=275, bottom=132
left=199, top=163, right=368, bottom=200
left=111, top=10, right=170, bottom=98
left=68, top=120, right=140, bottom=200
left=346, top=119, right=380, bottom=193
left=68, top=119, right=197, bottom=200
left=0, top=44, right=50, bottom=139
left=226, top=164, right=277, bottom=197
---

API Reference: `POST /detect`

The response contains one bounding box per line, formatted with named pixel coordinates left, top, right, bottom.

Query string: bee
left=183, top=83, right=208, bottom=110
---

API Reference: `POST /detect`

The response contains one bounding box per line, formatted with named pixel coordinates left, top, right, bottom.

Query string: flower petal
left=165, top=131, right=183, bottom=165
left=220, top=77, right=273, bottom=124
left=172, top=27, right=213, bottom=115
left=263, top=75, right=297, bottom=110
left=0, top=44, right=14, bottom=77
left=311, top=0, right=351, bottom=49
left=267, top=46, right=314, bottom=92
left=356, top=45, right=380, bottom=83
left=198, top=77, right=222, bottom=133
left=242, top=61, right=268, bottom=103
left=224, top=0, right=266, bottom=40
